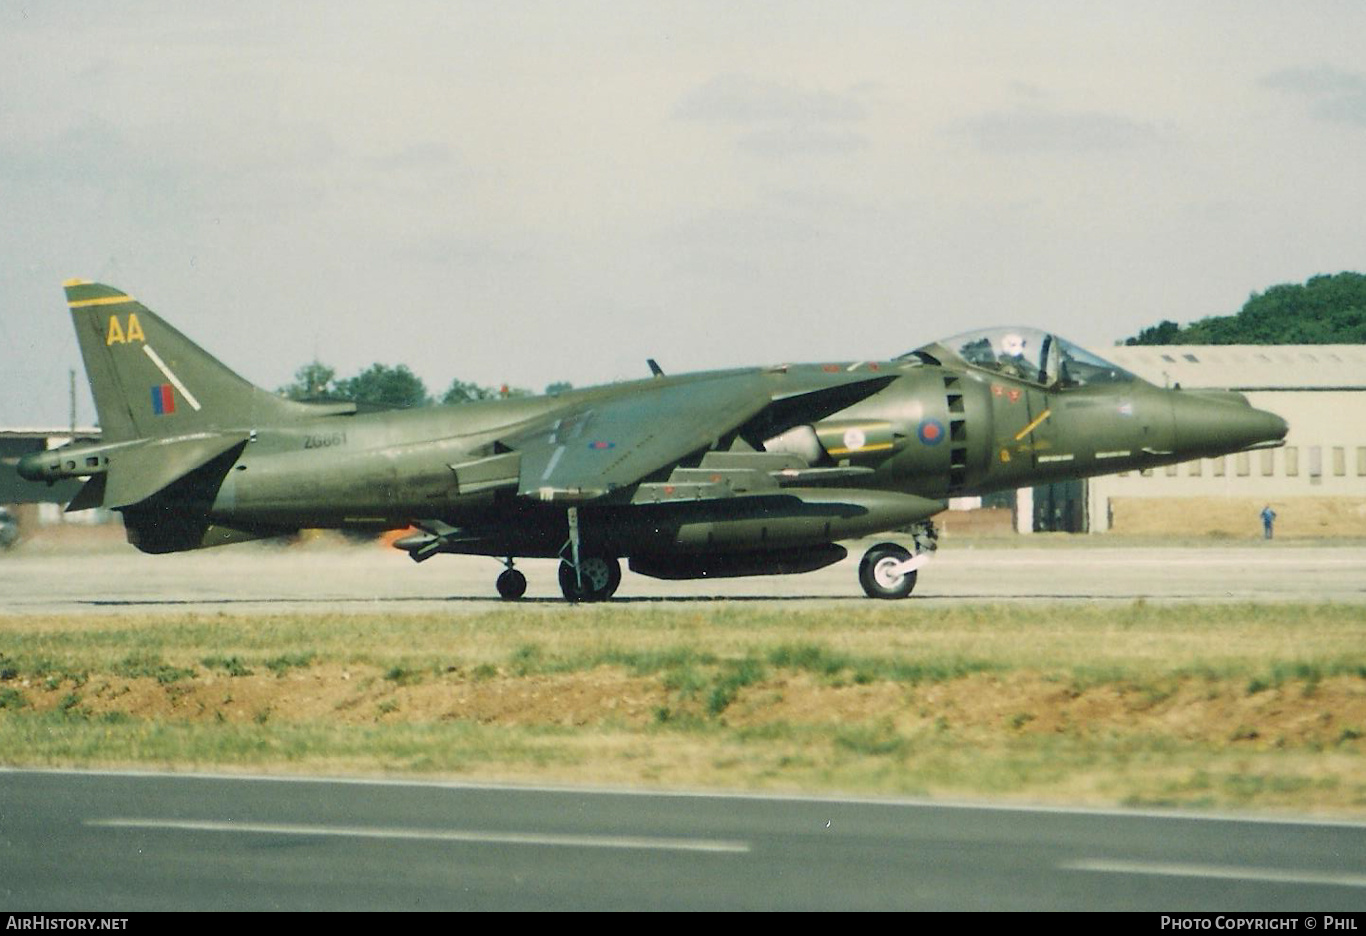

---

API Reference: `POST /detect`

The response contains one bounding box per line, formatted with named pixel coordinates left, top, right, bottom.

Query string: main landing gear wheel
left=859, top=542, right=917, bottom=600
left=496, top=568, right=527, bottom=601
left=558, top=556, right=622, bottom=602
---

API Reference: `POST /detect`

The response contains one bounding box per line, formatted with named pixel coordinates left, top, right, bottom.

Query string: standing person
left=1260, top=504, right=1277, bottom=540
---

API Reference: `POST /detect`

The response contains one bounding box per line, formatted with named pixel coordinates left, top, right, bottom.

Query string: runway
left=1, top=538, right=1363, bottom=613
left=3, top=768, right=1364, bottom=910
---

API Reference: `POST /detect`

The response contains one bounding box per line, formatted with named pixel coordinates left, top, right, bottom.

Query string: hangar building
left=1, top=428, right=103, bottom=540
left=1079, top=344, right=1366, bottom=537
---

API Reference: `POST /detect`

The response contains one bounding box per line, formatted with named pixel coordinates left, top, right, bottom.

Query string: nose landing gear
left=858, top=521, right=936, bottom=599
left=858, top=543, right=918, bottom=599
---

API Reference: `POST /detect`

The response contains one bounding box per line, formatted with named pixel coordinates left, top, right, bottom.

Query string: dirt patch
left=723, top=672, right=1366, bottom=746
left=18, top=664, right=668, bottom=728
left=15, top=666, right=1366, bottom=747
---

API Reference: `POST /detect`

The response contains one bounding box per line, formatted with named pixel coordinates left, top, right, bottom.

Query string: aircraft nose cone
left=1261, top=409, right=1290, bottom=443
left=1172, top=390, right=1288, bottom=457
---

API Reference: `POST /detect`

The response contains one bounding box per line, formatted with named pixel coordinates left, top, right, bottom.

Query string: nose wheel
left=858, top=542, right=920, bottom=599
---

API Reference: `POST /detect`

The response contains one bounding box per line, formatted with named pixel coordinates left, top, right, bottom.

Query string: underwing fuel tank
left=630, top=543, right=848, bottom=580
left=604, top=487, right=945, bottom=554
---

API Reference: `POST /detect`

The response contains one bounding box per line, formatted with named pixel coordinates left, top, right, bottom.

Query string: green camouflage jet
left=20, top=280, right=1287, bottom=600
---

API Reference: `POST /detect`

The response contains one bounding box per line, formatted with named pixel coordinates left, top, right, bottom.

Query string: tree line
left=1124, top=272, right=1366, bottom=345
left=279, top=360, right=573, bottom=409
left=285, top=270, right=1365, bottom=406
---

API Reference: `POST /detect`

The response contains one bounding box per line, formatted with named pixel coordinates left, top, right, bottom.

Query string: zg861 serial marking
left=304, top=432, right=348, bottom=450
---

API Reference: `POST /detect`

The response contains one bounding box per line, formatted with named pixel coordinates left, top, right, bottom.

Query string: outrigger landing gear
left=557, top=506, right=622, bottom=602
left=495, top=559, right=527, bottom=601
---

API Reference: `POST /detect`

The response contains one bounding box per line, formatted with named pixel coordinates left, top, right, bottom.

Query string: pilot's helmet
left=1000, top=333, right=1026, bottom=357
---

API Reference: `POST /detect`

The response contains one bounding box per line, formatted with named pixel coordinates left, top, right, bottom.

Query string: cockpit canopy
left=904, top=327, right=1137, bottom=388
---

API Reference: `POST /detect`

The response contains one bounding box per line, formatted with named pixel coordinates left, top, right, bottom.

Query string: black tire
left=558, top=556, right=622, bottom=602
left=496, top=568, right=527, bottom=600
left=858, top=542, right=917, bottom=599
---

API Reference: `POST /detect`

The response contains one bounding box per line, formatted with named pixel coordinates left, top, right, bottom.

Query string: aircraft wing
left=505, top=369, right=894, bottom=501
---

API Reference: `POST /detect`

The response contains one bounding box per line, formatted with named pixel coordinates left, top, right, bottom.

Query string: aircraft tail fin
left=63, top=280, right=340, bottom=442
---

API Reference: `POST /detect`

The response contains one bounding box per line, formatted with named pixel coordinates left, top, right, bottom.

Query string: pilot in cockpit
left=997, top=332, right=1028, bottom=378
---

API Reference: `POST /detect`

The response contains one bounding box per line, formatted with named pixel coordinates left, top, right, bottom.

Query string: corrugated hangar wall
left=1085, top=346, right=1366, bottom=537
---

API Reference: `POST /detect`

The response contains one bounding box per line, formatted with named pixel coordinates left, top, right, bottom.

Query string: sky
left=3, top=1, right=1365, bottom=427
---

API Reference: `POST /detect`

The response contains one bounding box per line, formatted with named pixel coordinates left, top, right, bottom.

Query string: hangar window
left=1308, top=446, right=1322, bottom=478
left=1261, top=450, right=1275, bottom=476
left=1211, top=456, right=1225, bottom=477
left=1333, top=447, right=1346, bottom=477
left=1182, top=353, right=1199, bottom=363
left=1284, top=447, right=1298, bottom=477
left=1187, top=459, right=1202, bottom=477
left=1358, top=447, right=1366, bottom=476
left=1235, top=453, right=1250, bottom=477
left=1165, top=464, right=1178, bottom=477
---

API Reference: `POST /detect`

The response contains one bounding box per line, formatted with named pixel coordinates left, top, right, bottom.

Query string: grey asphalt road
left=1, top=539, right=1364, bottom=614
left=2, top=769, right=1364, bottom=911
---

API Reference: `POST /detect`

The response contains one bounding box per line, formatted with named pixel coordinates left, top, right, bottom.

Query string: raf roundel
left=917, top=419, right=945, bottom=446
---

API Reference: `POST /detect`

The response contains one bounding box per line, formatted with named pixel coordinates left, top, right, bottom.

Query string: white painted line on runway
left=87, top=818, right=751, bottom=854
left=19, top=767, right=1366, bottom=830
left=1062, top=858, right=1366, bottom=889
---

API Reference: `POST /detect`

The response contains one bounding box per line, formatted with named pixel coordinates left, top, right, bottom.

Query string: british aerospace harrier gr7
left=20, top=281, right=1287, bottom=600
